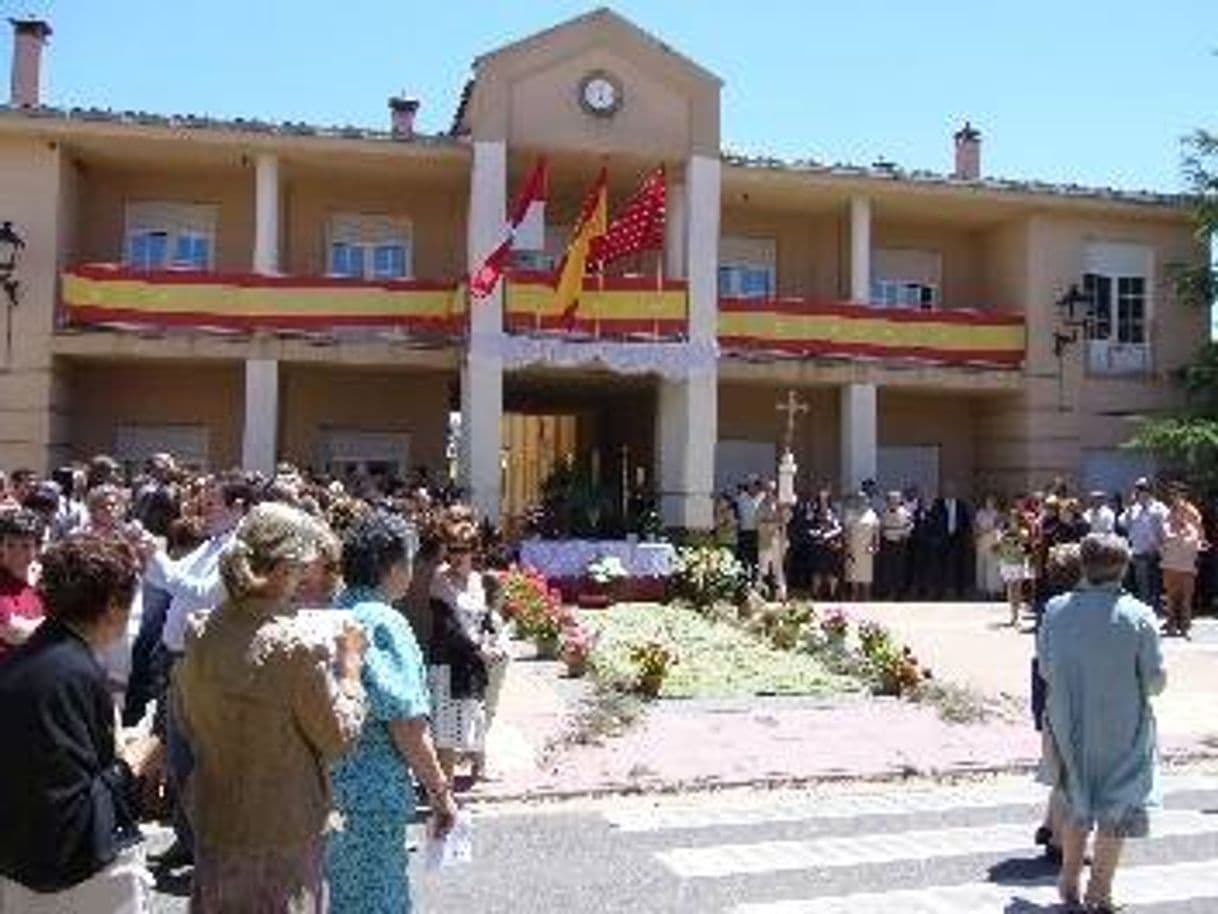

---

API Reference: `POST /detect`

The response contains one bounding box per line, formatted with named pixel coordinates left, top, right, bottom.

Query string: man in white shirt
left=1083, top=490, right=1117, bottom=535
left=1119, top=477, right=1168, bottom=608
left=734, top=476, right=764, bottom=580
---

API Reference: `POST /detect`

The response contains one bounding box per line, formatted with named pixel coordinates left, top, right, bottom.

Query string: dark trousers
left=1131, top=553, right=1162, bottom=610
left=737, top=530, right=759, bottom=579
left=935, top=538, right=971, bottom=599
left=159, top=651, right=195, bottom=852
left=122, top=585, right=170, bottom=727
left=876, top=540, right=908, bottom=599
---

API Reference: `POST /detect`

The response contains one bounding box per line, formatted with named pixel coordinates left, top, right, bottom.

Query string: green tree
left=1127, top=130, right=1218, bottom=488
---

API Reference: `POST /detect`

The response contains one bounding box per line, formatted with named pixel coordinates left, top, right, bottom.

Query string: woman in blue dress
left=1038, top=532, right=1166, bottom=913
left=327, top=512, right=458, bottom=914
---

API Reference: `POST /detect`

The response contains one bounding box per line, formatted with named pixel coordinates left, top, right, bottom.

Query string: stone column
left=241, top=358, right=279, bottom=474
left=241, top=154, right=281, bottom=473
left=840, top=382, right=877, bottom=493
left=253, top=153, right=280, bottom=275
left=850, top=195, right=871, bottom=304
left=656, top=154, right=718, bottom=530
left=461, top=140, right=506, bottom=522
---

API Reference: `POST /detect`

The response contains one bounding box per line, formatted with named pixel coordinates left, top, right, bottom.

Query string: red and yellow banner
left=61, top=265, right=466, bottom=333
left=505, top=271, right=688, bottom=337
left=718, top=297, right=1025, bottom=368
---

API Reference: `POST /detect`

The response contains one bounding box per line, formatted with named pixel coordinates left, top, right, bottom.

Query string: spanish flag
left=555, top=168, right=608, bottom=321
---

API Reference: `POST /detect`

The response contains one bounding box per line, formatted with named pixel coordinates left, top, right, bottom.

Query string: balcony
left=60, top=264, right=466, bottom=339
left=718, top=297, right=1026, bottom=369
left=503, top=271, right=688, bottom=339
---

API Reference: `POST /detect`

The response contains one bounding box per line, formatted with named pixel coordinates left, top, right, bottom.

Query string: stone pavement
left=471, top=603, right=1218, bottom=801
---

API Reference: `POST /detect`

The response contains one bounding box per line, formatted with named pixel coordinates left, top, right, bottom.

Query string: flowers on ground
left=672, top=545, right=746, bottom=610
left=502, top=566, right=573, bottom=643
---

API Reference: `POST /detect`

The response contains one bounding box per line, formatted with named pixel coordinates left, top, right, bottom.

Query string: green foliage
left=584, top=604, right=849, bottom=699
left=671, top=545, right=747, bottom=610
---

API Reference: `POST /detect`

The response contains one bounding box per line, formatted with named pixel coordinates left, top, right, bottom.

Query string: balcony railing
left=718, top=297, right=1026, bottom=369
left=503, top=271, right=688, bottom=339
left=61, top=264, right=466, bottom=338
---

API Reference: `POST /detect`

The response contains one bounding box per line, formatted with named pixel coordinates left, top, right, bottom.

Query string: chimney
left=388, top=96, right=419, bottom=139
left=953, top=121, right=981, bottom=180
left=9, top=18, right=51, bottom=108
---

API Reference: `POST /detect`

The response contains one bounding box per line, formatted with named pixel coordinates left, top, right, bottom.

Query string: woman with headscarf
left=1038, top=533, right=1166, bottom=912
left=176, top=503, right=368, bottom=913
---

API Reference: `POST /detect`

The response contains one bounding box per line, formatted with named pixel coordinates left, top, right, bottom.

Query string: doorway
left=501, top=413, right=578, bottom=523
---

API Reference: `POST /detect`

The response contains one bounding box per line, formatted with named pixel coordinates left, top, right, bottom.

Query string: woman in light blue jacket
left=1038, top=532, right=1166, bottom=913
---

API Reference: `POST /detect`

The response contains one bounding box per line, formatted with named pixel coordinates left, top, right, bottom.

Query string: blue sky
left=7, top=1, right=1216, bottom=191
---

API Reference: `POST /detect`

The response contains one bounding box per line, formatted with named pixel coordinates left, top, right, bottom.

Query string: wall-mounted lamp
left=1053, top=284, right=1089, bottom=358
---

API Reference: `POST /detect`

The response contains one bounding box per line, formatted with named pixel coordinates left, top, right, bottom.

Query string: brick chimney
left=388, top=96, right=419, bottom=138
left=953, top=121, right=981, bottom=180
left=9, top=18, right=51, bottom=108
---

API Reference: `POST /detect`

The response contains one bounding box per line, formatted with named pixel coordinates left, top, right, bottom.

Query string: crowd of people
left=0, top=454, right=508, bottom=913
left=719, top=474, right=1209, bottom=636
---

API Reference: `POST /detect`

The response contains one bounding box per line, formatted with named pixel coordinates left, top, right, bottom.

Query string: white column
left=839, top=382, right=877, bottom=493
left=241, top=358, right=279, bottom=474
left=665, top=177, right=687, bottom=280
left=253, top=153, right=280, bottom=275
left=685, top=154, right=721, bottom=343
left=850, top=195, right=871, bottom=304
left=654, top=153, right=719, bottom=531
left=461, top=140, right=507, bottom=522
left=242, top=155, right=281, bottom=473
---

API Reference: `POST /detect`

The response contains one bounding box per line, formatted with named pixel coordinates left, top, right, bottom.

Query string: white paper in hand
left=423, top=810, right=473, bottom=871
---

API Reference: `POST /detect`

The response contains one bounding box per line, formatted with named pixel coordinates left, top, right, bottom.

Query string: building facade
left=0, top=10, right=1207, bottom=529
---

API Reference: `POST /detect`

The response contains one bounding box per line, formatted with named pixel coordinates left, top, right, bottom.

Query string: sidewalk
left=470, top=604, right=1218, bottom=801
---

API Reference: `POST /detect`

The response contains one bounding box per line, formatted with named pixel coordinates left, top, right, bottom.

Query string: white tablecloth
left=519, top=539, right=677, bottom=579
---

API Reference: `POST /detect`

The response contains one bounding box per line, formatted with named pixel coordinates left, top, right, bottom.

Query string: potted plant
left=629, top=640, right=678, bottom=698
left=579, top=555, right=629, bottom=609
left=560, top=624, right=596, bottom=678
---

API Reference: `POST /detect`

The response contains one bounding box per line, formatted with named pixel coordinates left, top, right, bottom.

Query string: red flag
left=588, top=166, right=666, bottom=269
left=469, top=157, right=548, bottom=301
left=468, top=238, right=513, bottom=299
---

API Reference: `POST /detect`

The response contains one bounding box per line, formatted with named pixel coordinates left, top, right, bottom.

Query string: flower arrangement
left=586, top=554, right=629, bottom=585
left=560, top=624, right=597, bottom=677
left=672, top=545, right=746, bottom=611
left=629, top=640, right=678, bottom=697
left=853, top=620, right=931, bottom=696
left=501, top=566, right=573, bottom=656
left=819, top=608, right=850, bottom=642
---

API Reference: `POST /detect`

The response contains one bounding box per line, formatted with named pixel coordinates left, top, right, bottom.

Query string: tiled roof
left=0, top=104, right=464, bottom=148
left=722, top=151, right=1193, bottom=209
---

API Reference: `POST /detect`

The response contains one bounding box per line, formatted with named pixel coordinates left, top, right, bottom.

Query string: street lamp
left=0, top=221, right=25, bottom=370
left=1052, top=284, right=1089, bottom=358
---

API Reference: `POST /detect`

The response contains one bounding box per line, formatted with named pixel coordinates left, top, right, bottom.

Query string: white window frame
left=319, top=429, right=411, bottom=479
left=718, top=236, right=777, bottom=300
left=1082, top=242, right=1153, bottom=376
left=871, top=248, right=941, bottom=310
left=124, top=202, right=218, bottom=271
left=115, top=423, right=209, bottom=473
left=327, top=213, right=412, bottom=280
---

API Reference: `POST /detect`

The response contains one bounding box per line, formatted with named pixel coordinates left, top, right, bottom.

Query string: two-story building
left=0, top=9, right=1206, bottom=529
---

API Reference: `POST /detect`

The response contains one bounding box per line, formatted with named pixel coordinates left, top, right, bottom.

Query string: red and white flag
left=470, top=157, right=548, bottom=300
left=588, top=166, right=665, bottom=269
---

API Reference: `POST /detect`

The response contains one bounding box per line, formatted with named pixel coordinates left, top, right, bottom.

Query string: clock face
left=579, top=73, right=621, bottom=116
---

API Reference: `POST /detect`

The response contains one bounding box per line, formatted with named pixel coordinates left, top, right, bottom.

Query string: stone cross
left=776, top=389, right=809, bottom=452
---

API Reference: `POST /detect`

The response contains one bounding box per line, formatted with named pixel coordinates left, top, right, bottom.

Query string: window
left=869, top=279, right=937, bottom=309
left=124, top=202, right=217, bottom=271
left=871, top=248, right=941, bottom=310
left=327, top=214, right=411, bottom=280
left=115, top=424, right=209, bottom=473
left=1081, top=242, right=1153, bottom=375
left=320, top=429, right=410, bottom=480
left=719, top=264, right=774, bottom=299
left=718, top=236, right=777, bottom=300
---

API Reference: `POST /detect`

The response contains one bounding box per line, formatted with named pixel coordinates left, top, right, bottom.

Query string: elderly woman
left=429, top=516, right=502, bottom=783
left=0, top=534, right=157, bottom=912
left=1038, top=533, right=1166, bottom=912
left=327, top=512, right=457, bottom=914
left=175, top=503, right=367, bottom=914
